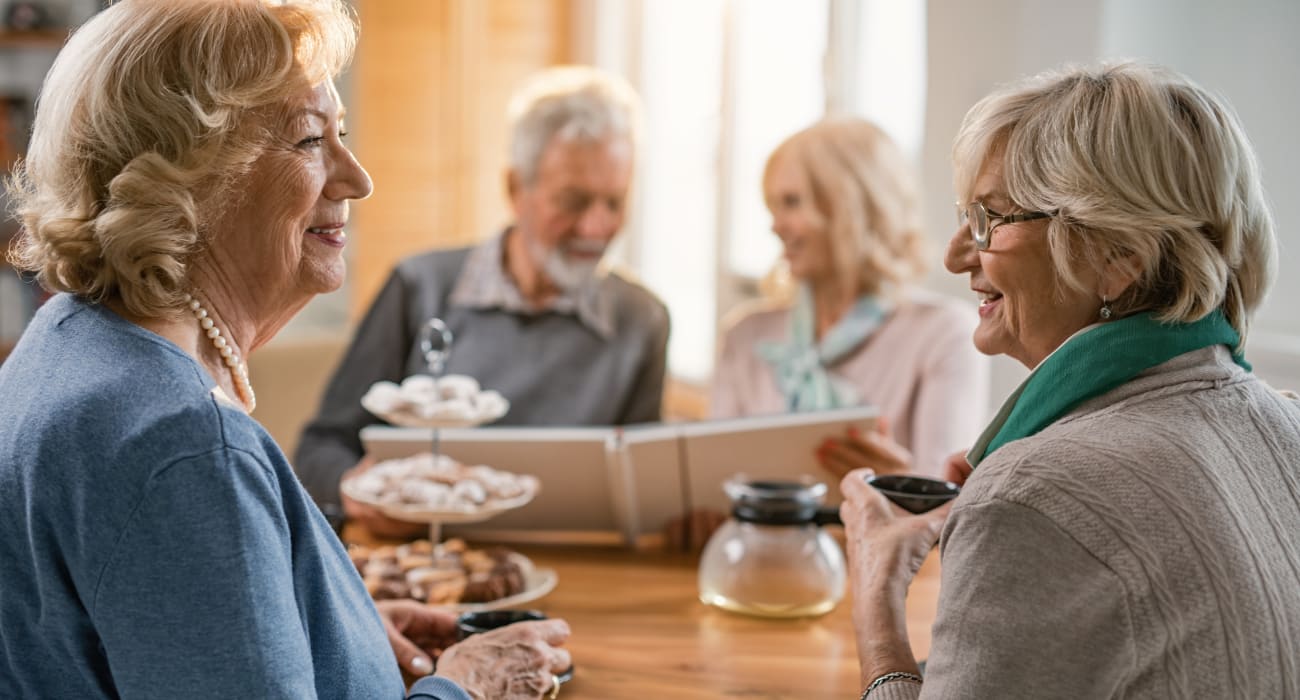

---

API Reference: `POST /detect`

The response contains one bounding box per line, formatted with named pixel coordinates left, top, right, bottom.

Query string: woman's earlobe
left=1100, top=252, right=1143, bottom=301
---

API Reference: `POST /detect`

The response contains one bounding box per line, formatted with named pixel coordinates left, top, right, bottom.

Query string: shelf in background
left=0, top=30, right=67, bottom=49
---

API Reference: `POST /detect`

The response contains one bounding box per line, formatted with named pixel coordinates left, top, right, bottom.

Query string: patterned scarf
left=756, top=285, right=890, bottom=412
left=968, top=310, right=1249, bottom=467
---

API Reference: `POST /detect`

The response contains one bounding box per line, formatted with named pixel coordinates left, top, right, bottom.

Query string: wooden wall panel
left=351, top=0, right=573, bottom=319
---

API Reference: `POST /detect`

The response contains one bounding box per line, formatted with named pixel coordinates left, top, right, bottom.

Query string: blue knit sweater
left=0, top=294, right=467, bottom=700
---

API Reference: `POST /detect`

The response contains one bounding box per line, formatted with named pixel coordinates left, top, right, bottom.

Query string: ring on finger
left=548, top=674, right=561, bottom=699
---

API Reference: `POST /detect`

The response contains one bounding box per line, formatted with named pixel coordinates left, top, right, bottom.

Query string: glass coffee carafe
left=698, top=475, right=846, bottom=618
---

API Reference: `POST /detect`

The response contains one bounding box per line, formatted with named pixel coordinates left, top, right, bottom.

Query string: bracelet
left=859, top=671, right=923, bottom=699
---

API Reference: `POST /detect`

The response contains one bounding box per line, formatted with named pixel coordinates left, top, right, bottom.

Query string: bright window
left=846, top=0, right=927, bottom=160
left=628, top=0, right=728, bottom=382
left=723, top=0, right=830, bottom=281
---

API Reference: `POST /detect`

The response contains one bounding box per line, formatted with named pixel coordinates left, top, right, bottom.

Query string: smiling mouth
left=976, top=291, right=1003, bottom=318
left=306, top=226, right=346, bottom=247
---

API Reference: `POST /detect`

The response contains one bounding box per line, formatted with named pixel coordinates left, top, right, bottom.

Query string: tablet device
left=680, top=405, right=878, bottom=512
left=622, top=405, right=879, bottom=530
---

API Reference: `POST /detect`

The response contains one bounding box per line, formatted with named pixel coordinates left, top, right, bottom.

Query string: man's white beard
left=544, top=248, right=601, bottom=292
left=530, top=237, right=605, bottom=293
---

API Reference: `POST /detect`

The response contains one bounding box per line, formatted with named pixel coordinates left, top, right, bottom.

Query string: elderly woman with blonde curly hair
left=842, top=62, right=1300, bottom=699
left=0, top=2, right=568, bottom=699
left=712, top=118, right=989, bottom=477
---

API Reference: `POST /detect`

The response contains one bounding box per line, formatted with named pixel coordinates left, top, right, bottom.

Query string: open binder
left=360, top=405, right=877, bottom=547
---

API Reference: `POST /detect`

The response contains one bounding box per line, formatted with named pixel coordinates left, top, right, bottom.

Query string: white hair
left=953, top=61, right=1276, bottom=342
left=506, top=65, right=641, bottom=184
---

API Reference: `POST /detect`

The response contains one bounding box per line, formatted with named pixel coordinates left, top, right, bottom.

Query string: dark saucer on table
left=864, top=474, right=960, bottom=514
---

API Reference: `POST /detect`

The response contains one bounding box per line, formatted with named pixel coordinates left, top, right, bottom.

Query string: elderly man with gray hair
left=296, top=66, right=669, bottom=537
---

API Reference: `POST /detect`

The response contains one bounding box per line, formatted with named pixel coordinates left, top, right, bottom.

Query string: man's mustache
left=560, top=240, right=607, bottom=256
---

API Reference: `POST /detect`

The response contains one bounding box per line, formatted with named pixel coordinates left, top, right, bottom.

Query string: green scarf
left=968, top=310, right=1249, bottom=467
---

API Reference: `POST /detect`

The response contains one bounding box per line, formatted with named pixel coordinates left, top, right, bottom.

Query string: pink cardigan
left=710, top=291, right=990, bottom=476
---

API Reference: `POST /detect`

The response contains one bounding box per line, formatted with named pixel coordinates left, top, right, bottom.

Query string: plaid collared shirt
left=447, top=229, right=616, bottom=339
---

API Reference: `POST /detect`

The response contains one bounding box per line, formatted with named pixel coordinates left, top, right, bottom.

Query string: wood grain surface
left=515, top=546, right=940, bottom=699
left=347, top=526, right=940, bottom=699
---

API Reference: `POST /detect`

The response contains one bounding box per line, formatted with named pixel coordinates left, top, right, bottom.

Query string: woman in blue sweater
left=0, top=1, right=568, bottom=698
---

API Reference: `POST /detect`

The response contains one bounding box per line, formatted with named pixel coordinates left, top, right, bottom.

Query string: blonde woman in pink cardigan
left=711, top=118, right=989, bottom=478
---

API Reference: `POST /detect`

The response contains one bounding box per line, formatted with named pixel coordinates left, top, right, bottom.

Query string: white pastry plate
left=364, top=407, right=509, bottom=430
left=360, top=376, right=509, bottom=430
left=339, top=478, right=538, bottom=524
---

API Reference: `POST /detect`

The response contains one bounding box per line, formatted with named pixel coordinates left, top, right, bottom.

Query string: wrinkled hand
left=375, top=600, right=460, bottom=678
left=839, top=468, right=951, bottom=684
left=341, top=456, right=427, bottom=540
left=435, top=619, right=572, bottom=700
left=839, top=468, right=951, bottom=599
left=817, top=417, right=913, bottom=480
left=662, top=509, right=729, bottom=552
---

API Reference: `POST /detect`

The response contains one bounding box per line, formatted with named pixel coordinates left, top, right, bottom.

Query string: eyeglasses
left=955, top=201, right=1052, bottom=251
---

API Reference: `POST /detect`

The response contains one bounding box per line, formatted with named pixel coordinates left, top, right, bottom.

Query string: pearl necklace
left=183, top=293, right=256, bottom=413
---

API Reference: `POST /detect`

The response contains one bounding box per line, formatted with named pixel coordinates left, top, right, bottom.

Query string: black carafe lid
left=725, top=477, right=841, bottom=526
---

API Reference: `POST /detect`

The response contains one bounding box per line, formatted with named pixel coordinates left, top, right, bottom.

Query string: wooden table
left=348, top=527, right=942, bottom=699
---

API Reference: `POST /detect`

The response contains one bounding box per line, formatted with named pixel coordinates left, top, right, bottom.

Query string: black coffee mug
left=865, top=474, right=960, bottom=514
left=455, top=609, right=548, bottom=639
left=455, top=609, right=574, bottom=684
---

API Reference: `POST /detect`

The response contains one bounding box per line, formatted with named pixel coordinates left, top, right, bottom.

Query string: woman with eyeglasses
left=841, top=62, right=1300, bottom=699
left=710, top=118, right=990, bottom=479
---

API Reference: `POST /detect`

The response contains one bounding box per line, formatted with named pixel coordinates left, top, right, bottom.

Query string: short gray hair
left=507, top=65, right=641, bottom=184
left=953, top=61, right=1276, bottom=343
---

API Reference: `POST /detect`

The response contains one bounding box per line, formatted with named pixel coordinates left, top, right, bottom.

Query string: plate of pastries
left=349, top=538, right=557, bottom=612
left=361, top=374, right=509, bottom=429
left=341, top=452, right=540, bottom=523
